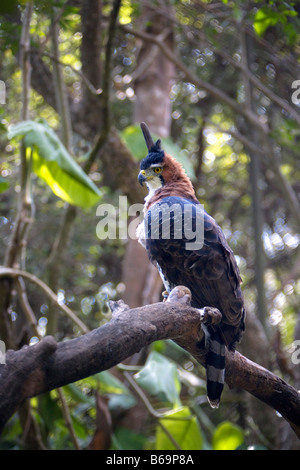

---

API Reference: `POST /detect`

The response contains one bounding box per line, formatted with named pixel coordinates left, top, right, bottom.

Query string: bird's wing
left=145, top=196, right=245, bottom=346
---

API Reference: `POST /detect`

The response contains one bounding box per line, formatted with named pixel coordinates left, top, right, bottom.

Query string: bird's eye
left=154, top=167, right=162, bottom=174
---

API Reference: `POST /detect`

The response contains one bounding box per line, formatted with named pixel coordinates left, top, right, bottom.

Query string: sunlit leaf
left=134, top=351, right=181, bottom=407
left=156, top=407, right=203, bottom=450
left=253, top=7, right=280, bottom=36
left=253, top=6, right=297, bottom=37
left=119, top=0, right=134, bottom=25
left=212, top=421, right=244, bottom=450
left=8, top=120, right=101, bottom=208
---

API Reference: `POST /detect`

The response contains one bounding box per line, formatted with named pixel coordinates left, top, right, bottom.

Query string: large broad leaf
left=156, top=406, right=203, bottom=450
left=8, top=121, right=101, bottom=208
left=112, top=427, right=147, bottom=451
left=212, top=421, right=244, bottom=450
left=38, top=392, right=63, bottom=431
left=94, top=371, right=136, bottom=411
left=82, top=371, right=136, bottom=411
left=134, top=351, right=181, bottom=407
left=120, top=125, right=195, bottom=180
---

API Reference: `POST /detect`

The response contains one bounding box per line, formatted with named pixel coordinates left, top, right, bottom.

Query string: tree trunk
left=122, top=0, right=175, bottom=307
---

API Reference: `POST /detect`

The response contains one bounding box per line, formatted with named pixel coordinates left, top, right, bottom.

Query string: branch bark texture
left=0, top=289, right=299, bottom=439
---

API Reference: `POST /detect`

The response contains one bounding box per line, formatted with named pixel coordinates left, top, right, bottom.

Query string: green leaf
left=8, top=120, right=101, bottom=208
left=253, top=5, right=297, bottom=37
left=253, top=7, right=279, bottom=36
left=62, top=383, right=94, bottom=407
left=120, top=125, right=195, bottom=179
left=212, top=421, right=244, bottom=450
left=108, top=393, right=136, bottom=411
left=84, top=371, right=136, bottom=411
left=119, top=0, right=134, bottom=25
left=134, top=351, right=181, bottom=407
left=71, top=415, right=88, bottom=440
left=112, top=427, right=147, bottom=450
left=0, top=176, right=9, bottom=193
left=94, top=370, right=132, bottom=394
left=39, top=392, right=63, bottom=431
left=156, top=407, right=203, bottom=450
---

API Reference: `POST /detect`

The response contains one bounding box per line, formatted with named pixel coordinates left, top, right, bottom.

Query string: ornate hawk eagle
left=136, top=122, right=245, bottom=408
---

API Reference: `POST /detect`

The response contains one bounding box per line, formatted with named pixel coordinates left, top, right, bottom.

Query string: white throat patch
left=144, top=178, right=163, bottom=205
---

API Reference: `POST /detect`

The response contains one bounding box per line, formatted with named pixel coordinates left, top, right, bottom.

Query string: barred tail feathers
left=204, top=327, right=225, bottom=408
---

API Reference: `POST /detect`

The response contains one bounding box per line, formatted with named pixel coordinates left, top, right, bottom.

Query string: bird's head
left=138, top=122, right=197, bottom=206
left=138, top=138, right=165, bottom=191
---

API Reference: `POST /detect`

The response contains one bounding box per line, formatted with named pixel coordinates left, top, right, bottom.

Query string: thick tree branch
left=0, top=287, right=299, bottom=439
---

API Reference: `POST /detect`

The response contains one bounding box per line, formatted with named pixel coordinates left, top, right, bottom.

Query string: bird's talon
left=201, top=307, right=222, bottom=325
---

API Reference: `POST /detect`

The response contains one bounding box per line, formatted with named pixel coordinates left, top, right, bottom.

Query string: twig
left=171, top=15, right=300, bottom=127
left=14, top=273, right=80, bottom=448
left=83, top=0, right=123, bottom=173
left=205, top=119, right=300, bottom=232
left=120, top=24, right=268, bottom=135
left=240, top=21, right=267, bottom=327
left=37, top=4, right=67, bottom=57
left=45, top=11, right=76, bottom=335
left=57, top=388, right=81, bottom=450
left=1, top=0, right=34, bottom=352
left=51, top=12, right=72, bottom=151
left=5, top=2, right=34, bottom=270
left=130, top=28, right=172, bottom=82
left=20, top=1, right=33, bottom=123
left=19, top=1, right=33, bottom=203
left=123, top=371, right=182, bottom=450
left=0, top=267, right=89, bottom=334
left=34, top=50, right=102, bottom=96
left=15, top=277, right=39, bottom=338
left=123, top=371, right=164, bottom=420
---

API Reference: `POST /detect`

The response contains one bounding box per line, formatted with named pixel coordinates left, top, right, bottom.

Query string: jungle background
left=0, top=0, right=300, bottom=450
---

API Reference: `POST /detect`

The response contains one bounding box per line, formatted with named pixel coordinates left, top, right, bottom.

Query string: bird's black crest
left=141, top=122, right=155, bottom=150
left=140, top=139, right=165, bottom=170
left=140, top=122, right=165, bottom=170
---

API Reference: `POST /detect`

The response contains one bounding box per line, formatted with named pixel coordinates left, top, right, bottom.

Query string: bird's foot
left=199, top=306, right=222, bottom=326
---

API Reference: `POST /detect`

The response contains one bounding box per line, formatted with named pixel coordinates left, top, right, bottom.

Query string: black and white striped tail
left=203, top=327, right=225, bottom=408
